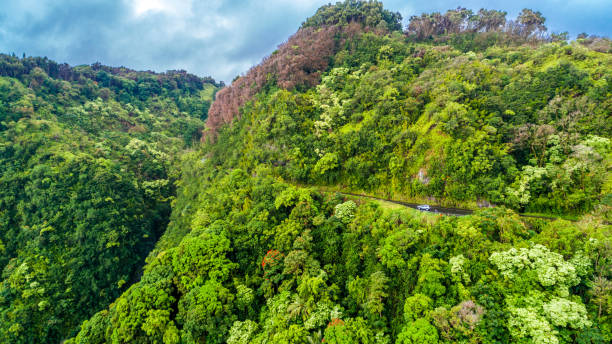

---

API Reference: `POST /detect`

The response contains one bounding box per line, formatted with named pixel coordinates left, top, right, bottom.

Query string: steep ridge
left=205, top=1, right=402, bottom=136
left=205, top=25, right=339, bottom=135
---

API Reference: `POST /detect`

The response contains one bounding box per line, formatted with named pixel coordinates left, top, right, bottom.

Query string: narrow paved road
left=340, top=192, right=472, bottom=216
left=338, top=192, right=562, bottom=220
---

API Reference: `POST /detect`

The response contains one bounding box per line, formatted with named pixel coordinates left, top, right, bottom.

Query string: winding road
left=337, top=192, right=562, bottom=220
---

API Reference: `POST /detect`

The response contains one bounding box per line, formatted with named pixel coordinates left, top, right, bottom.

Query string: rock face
left=418, top=168, right=430, bottom=185
left=477, top=200, right=495, bottom=208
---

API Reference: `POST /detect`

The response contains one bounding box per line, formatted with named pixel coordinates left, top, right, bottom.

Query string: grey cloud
left=0, top=0, right=610, bottom=83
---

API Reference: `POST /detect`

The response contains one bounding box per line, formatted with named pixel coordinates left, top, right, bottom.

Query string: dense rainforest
left=0, top=55, right=220, bottom=342
left=1, top=1, right=611, bottom=343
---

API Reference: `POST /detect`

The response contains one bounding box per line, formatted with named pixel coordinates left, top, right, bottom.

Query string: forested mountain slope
left=207, top=7, right=611, bottom=215
left=0, top=54, right=220, bottom=342
left=68, top=2, right=611, bottom=344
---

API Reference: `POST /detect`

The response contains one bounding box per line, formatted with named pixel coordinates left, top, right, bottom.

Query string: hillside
left=66, top=2, right=611, bottom=344
left=0, top=54, right=220, bottom=342
left=206, top=6, right=611, bottom=215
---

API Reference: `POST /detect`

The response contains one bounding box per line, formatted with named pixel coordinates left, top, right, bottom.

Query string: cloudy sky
left=1, top=0, right=610, bottom=83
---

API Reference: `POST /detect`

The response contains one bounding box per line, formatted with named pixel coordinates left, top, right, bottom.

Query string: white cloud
left=130, top=0, right=193, bottom=17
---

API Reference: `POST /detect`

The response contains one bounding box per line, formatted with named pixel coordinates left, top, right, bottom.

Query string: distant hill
left=0, top=54, right=219, bottom=342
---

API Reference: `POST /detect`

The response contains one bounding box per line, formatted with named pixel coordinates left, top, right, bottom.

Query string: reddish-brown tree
left=205, top=25, right=340, bottom=138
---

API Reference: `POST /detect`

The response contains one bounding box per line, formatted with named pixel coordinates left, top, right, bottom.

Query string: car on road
left=416, top=204, right=431, bottom=211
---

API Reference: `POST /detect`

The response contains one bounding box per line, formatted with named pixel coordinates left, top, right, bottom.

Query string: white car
left=416, top=204, right=431, bottom=211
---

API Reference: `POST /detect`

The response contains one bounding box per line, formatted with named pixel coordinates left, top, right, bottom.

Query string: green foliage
left=68, top=166, right=612, bottom=343
left=175, top=7, right=610, bottom=340
left=334, top=200, right=357, bottom=223
left=490, top=245, right=598, bottom=343
left=203, top=28, right=611, bottom=215
left=489, top=244, right=581, bottom=295
left=6, top=2, right=612, bottom=344
left=396, top=318, right=438, bottom=344
left=0, top=56, right=218, bottom=343
left=403, top=294, right=432, bottom=322
left=301, top=0, right=402, bottom=32
left=323, top=317, right=383, bottom=344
